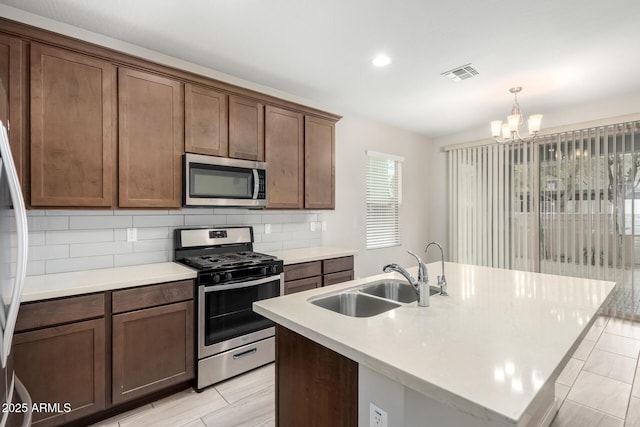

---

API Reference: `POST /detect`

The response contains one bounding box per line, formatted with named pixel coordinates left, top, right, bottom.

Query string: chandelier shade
left=491, top=87, right=542, bottom=144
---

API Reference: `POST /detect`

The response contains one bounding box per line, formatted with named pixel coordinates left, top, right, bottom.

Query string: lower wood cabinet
left=276, top=325, right=357, bottom=426
left=14, top=279, right=195, bottom=426
left=14, top=319, right=106, bottom=426
left=283, top=256, right=354, bottom=295
left=112, top=300, right=194, bottom=404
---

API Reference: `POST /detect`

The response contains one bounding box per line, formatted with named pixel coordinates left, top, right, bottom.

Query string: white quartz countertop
left=267, top=246, right=357, bottom=265
left=22, top=262, right=197, bottom=302
left=253, top=262, right=616, bottom=425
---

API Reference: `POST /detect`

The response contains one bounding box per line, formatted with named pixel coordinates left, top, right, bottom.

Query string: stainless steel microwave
left=184, top=153, right=267, bottom=208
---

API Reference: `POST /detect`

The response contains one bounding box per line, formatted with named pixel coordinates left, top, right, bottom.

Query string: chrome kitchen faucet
left=383, top=250, right=430, bottom=307
left=425, top=242, right=448, bottom=296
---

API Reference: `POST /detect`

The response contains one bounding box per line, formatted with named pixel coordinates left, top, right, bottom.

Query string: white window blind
left=366, top=151, right=403, bottom=249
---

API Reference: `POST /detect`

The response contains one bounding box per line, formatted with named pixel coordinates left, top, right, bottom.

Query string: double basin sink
left=309, top=279, right=440, bottom=318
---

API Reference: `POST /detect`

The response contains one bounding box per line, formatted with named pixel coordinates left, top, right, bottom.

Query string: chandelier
left=490, top=86, right=543, bottom=144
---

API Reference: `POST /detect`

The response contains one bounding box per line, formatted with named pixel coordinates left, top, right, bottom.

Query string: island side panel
left=276, top=325, right=358, bottom=426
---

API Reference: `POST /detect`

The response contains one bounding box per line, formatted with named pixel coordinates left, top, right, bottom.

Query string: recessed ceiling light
left=372, top=54, right=391, bottom=67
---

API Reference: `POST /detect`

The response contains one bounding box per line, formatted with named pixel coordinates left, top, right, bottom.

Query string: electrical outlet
left=369, top=403, right=388, bottom=427
left=264, top=224, right=271, bottom=234
left=321, top=220, right=327, bottom=231
left=310, top=222, right=316, bottom=232
left=126, top=228, right=137, bottom=242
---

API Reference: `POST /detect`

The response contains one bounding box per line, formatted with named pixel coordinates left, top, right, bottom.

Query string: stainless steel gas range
left=174, top=226, right=282, bottom=390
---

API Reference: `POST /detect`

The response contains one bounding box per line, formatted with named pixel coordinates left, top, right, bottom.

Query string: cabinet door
left=228, top=95, right=264, bottom=161
left=118, top=68, right=183, bottom=208
left=14, top=318, right=106, bottom=426
left=265, top=106, right=303, bottom=209
left=112, top=301, right=194, bottom=405
left=30, top=43, right=116, bottom=207
left=185, top=83, right=228, bottom=156
left=305, top=116, right=335, bottom=209
left=0, top=34, right=24, bottom=189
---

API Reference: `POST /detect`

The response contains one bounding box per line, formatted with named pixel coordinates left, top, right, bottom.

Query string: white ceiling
left=2, top=0, right=640, bottom=137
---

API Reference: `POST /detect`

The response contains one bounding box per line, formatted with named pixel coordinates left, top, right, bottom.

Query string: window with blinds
left=366, top=151, right=403, bottom=249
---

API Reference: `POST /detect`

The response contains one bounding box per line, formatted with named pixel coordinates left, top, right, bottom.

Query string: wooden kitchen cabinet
left=14, top=294, right=106, bottom=426
left=185, top=83, right=228, bottom=156
left=0, top=33, right=25, bottom=189
left=30, top=43, right=116, bottom=207
left=228, top=95, right=264, bottom=161
left=265, top=105, right=304, bottom=209
left=304, top=116, right=335, bottom=209
left=111, top=280, right=194, bottom=405
left=118, top=68, right=183, bottom=208
left=277, top=325, right=357, bottom=426
left=283, top=256, right=354, bottom=294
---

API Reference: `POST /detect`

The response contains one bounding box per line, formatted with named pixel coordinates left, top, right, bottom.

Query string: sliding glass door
left=448, top=120, right=640, bottom=319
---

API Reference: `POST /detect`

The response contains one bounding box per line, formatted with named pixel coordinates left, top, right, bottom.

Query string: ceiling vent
left=441, top=63, right=479, bottom=82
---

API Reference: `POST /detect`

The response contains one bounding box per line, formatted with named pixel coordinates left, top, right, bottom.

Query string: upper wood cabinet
left=118, top=68, right=184, bottom=208
left=265, top=106, right=304, bottom=209
left=185, top=83, right=228, bottom=156
left=304, top=116, right=335, bottom=209
left=0, top=34, right=24, bottom=188
left=30, top=43, right=116, bottom=207
left=228, top=95, right=264, bottom=161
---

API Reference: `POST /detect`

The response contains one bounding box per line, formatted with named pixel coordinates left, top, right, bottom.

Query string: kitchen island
left=253, top=262, right=616, bottom=427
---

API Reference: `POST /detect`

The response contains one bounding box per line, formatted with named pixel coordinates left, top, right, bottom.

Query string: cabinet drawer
left=323, top=256, right=354, bottom=274
left=284, top=276, right=322, bottom=295
left=284, top=261, right=321, bottom=281
left=16, top=293, right=105, bottom=332
left=112, top=280, right=194, bottom=314
left=323, top=270, right=354, bottom=287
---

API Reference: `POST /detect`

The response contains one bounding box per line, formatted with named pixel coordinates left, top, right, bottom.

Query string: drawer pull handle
left=233, top=348, right=257, bottom=359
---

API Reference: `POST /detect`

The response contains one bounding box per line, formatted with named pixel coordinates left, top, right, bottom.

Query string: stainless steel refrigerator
left=0, top=82, right=31, bottom=426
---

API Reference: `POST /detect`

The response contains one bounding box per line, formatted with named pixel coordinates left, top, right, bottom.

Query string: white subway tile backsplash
left=28, top=216, right=69, bottom=231
left=133, top=215, right=184, bottom=227
left=184, top=215, right=227, bottom=226
left=114, top=210, right=170, bottom=216
left=29, top=244, right=69, bottom=261
left=114, top=251, right=171, bottom=267
left=253, top=241, right=283, bottom=252
left=133, top=238, right=173, bottom=253
left=27, top=209, right=322, bottom=275
left=136, top=227, right=171, bottom=240
left=46, top=229, right=114, bottom=244
left=70, top=215, right=133, bottom=230
left=26, top=261, right=45, bottom=276
left=45, top=255, right=114, bottom=274
left=69, top=241, right=133, bottom=257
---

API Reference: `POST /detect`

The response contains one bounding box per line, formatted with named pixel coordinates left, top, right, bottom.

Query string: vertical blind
left=447, top=120, right=640, bottom=318
left=366, top=151, right=403, bottom=249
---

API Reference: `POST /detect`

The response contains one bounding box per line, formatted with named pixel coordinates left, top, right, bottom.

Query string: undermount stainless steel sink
left=359, top=279, right=440, bottom=303
left=309, top=292, right=401, bottom=318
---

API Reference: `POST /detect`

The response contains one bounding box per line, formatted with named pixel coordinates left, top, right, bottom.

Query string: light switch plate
left=264, top=224, right=271, bottom=234
left=310, top=222, right=316, bottom=232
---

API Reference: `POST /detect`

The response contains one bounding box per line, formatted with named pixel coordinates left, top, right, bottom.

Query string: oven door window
left=189, top=163, right=254, bottom=199
left=203, top=278, right=279, bottom=346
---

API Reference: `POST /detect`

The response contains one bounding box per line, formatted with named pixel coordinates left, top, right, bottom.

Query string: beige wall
left=322, top=115, right=432, bottom=278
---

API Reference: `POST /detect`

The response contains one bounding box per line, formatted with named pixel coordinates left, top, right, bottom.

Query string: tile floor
left=552, top=316, right=640, bottom=426
left=93, top=316, right=640, bottom=426
left=90, top=364, right=275, bottom=427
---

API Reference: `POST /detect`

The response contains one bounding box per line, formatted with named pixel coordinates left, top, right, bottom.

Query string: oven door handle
left=203, top=275, right=279, bottom=292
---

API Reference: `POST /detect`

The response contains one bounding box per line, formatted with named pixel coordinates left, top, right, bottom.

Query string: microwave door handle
left=0, top=123, right=28, bottom=368
left=203, top=275, right=279, bottom=292
left=252, top=169, right=259, bottom=199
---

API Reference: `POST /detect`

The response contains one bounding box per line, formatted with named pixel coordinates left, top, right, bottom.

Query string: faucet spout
left=425, top=242, right=448, bottom=296
left=382, top=250, right=430, bottom=307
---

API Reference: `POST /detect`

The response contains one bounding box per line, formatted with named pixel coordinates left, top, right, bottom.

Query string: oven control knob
left=224, top=272, right=233, bottom=281
left=212, top=274, right=220, bottom=283
left=269, top=265, right=278, bottom=274
left=260, top=267, right=267, bottom=276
